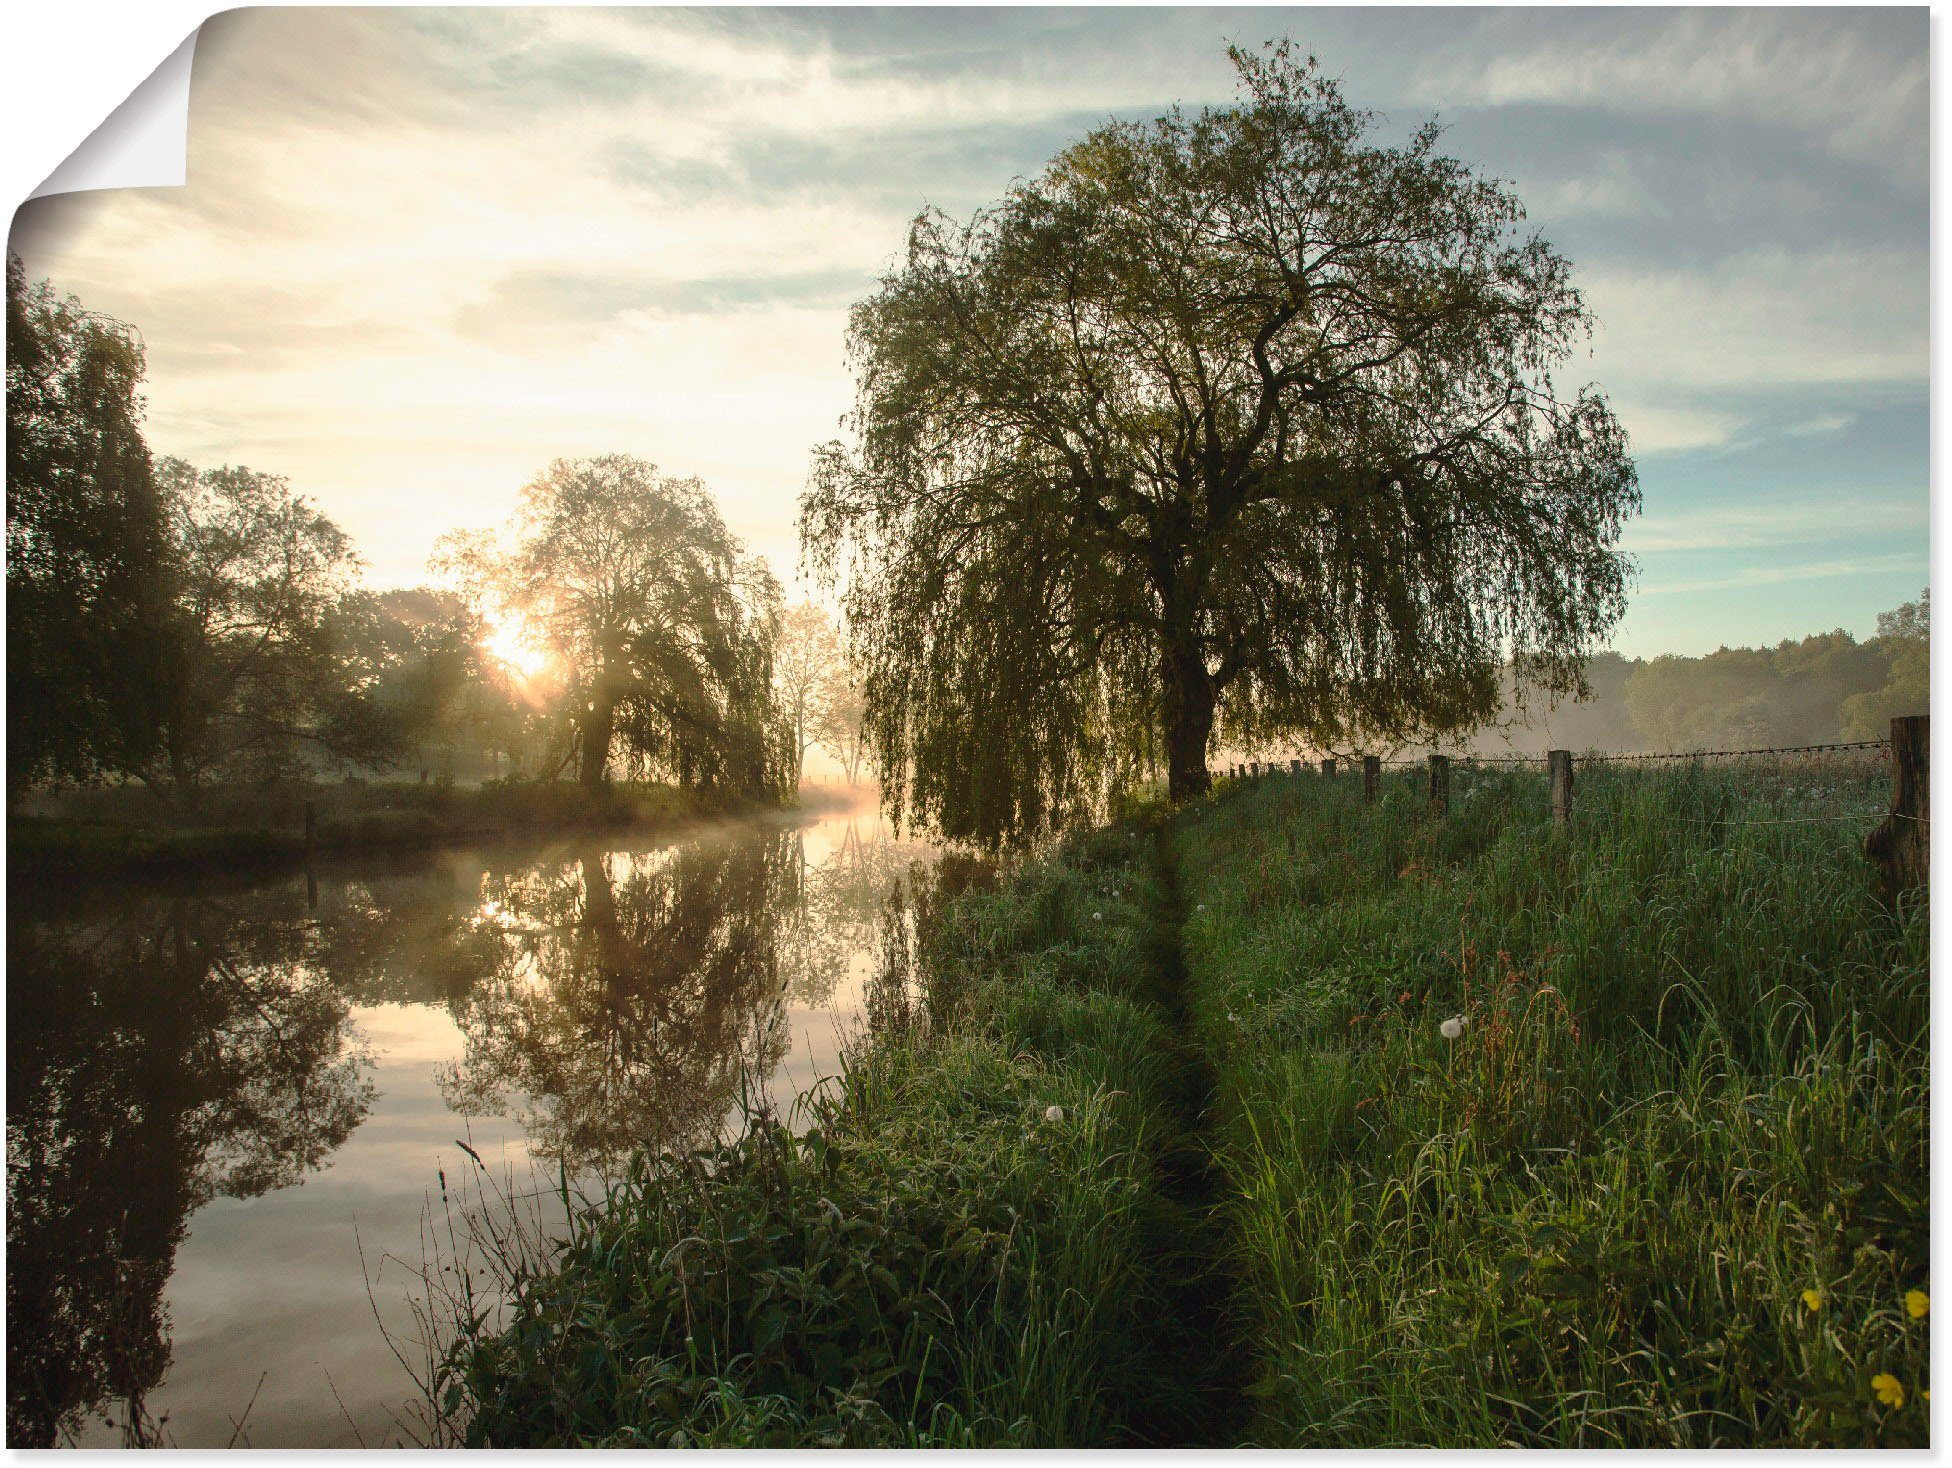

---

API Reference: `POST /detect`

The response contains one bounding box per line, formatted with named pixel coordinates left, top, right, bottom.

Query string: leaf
left=753, top=1308, right=787, bottom=1355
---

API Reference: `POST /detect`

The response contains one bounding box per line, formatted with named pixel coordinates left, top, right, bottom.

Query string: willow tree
left=440, top=455, right=784, bottom=792
left=802, top=44, right=1639, bottom=842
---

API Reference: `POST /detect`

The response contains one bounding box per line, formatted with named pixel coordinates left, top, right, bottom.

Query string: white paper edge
left=28, top=27, right=200, bottom=201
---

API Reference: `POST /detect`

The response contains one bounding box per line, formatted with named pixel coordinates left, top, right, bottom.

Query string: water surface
left=8, top=802, right=939, bottom=1447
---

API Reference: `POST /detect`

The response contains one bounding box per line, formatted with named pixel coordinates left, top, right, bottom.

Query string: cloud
left=1610, top=403, right=1746, bottom=456
left=1415, top=9, right=1926, bottom=185
left=1581, top=248, right=1926, bottom=395
left=1624, top=495, right=1924, bottom=553
left=1637, top=551, right=1925, bottom=597
left=1785, top=412, right=1857, bottom=439
left=7, top=5, right=1928, bottom=625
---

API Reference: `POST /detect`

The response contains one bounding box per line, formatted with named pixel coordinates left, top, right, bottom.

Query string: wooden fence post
left=1290, top=758, right=1302, bottom=775
left=1548, top=750, right=1574, bottom=827
left=1428, top=754, right=1449, bottom=814
left=1865, top=714, right=1928, bottom=898
left=1363, top=755, right=1380, bottom=803
left=1320, top=757, right=1337, bottom=777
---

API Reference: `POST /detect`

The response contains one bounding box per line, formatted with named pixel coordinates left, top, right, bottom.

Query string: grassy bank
left=1175, top=760, right=1928, bottom=1447
left=9, top=780, right=773, bottom=880
left=431, top=818, right=1222, bottom=1446
left=432, top=759, right=1926, bottom=1446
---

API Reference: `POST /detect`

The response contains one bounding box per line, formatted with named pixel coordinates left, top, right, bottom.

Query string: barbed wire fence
left=1212, top=716, right=1929, bottom=897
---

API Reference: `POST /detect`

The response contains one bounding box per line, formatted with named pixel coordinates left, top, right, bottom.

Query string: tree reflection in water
left=7, top=891, right=374, bottom=1447
left=6, top=813, right=943, bottom=1446
left=437, top=837, right=796, bottom=1170
left=436, top=820, right=946, bottom=1171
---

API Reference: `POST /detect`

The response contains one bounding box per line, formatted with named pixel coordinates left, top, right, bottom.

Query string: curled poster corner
left=28, top=27, right=199, bottom=200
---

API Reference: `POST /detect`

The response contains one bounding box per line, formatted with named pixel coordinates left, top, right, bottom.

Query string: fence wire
left=1240, top=738, right=1891, bottom=773
left=1215, top=736, right=1902, bottom=836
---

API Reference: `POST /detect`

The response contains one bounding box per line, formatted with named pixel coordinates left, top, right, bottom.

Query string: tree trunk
left=1162, top=637, right=1214, bottom=803
left=791, top=692, right=807, bottom=789
left=579, top=692, right=616, bottom=788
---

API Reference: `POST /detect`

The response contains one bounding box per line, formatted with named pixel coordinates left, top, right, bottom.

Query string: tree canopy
left=6, top=264, right=795, bottom=808
left=6, top=253, right=171, bottom=792
left=139, top=459, right=401, bottom=804
left=803, top=44, right=1639, bottom=842
left=437, top=455, right=787, bottom=792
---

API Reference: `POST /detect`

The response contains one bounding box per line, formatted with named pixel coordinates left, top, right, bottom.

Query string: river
left=7, top=800, right=944, bottom=1447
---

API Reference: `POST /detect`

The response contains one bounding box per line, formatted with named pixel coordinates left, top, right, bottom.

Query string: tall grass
left=425, top=759, right=1925, bottom=1446
left=1174, top=759, right=1928, bottom=1446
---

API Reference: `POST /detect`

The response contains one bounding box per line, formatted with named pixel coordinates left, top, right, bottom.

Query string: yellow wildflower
left=1801, top=1288, right=1824, bottom=1312
left=1872, top=1373, right=1905, bottom=1409
left=1906, top=1289, right=1930, bottom=1320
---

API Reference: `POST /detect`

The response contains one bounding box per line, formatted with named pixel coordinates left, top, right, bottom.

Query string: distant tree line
left=1454, top=591, right=1929, bottom=757
left=6, top=254, right=866, bottom=812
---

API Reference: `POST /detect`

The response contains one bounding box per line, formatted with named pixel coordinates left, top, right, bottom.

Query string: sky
left=9, top=5, right=1930, bottom=659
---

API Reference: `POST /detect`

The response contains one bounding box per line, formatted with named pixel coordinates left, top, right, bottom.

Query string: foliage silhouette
left=435, top=456, right=787, bottom=795
left=805, top=44, right=1637, bottom=840
left=6, top=253, right=172, bottom=795
left=7, top=890, right=373, bottom=1445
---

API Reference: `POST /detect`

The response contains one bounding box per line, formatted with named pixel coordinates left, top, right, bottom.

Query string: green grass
left=1175, top=760, right=1928, bottom=1447
left=430, top=821, right=1212, bottom=1447
left=428, top=758, right=1927, bottom=1446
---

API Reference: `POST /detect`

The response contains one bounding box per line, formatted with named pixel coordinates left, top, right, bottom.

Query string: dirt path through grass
left=1119, top=822, right=1251, bottom=1446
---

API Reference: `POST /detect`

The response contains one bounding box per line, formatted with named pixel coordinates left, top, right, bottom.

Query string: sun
left=482, top=607, right=549, bottom=680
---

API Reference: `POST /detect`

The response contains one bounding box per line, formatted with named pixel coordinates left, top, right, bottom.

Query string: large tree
left=5, top=255, right=172, bottom=795
left=803, top=45, right=1638, bottom=841
left=439, top=455, right=785, bottom=791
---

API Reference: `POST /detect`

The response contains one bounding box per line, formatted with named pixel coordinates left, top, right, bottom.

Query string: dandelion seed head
left=1043, top=1105, right=1065, bottom=1124
left=1440, top=1015, right=1467, bottom=1040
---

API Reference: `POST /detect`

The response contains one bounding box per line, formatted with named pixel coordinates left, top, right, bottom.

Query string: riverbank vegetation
left=433, top=759, right=1926, bottom=1447
left=427, top=819, right=1220, bottom=1446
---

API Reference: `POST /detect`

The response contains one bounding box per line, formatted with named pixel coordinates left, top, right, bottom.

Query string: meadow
left=431, top=756, right=1929, bottom=1447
